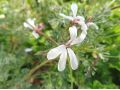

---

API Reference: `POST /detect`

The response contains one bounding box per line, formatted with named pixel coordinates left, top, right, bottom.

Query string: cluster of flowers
left=24, top=3, right=98, bottom=71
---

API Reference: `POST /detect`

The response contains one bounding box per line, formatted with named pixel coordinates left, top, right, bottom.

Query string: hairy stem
left=111, top=5, right=120, bottom=10
left=39, top=32, right=58, bottom=45
left=23, top=60, right=50, bottom=81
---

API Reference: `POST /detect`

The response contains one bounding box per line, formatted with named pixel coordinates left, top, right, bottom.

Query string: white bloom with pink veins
left=47, top=26, right=79, bottom=71
left=23, top=18, right=39, bottom=39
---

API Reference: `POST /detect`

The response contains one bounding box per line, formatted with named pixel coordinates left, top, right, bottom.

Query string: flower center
left=34, top=23, right=45, bottom=34
left=70, top=18, right=80, bottom=25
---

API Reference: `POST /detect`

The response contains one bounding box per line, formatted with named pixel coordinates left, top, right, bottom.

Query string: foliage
left=0, top=0, right=120, bottom=89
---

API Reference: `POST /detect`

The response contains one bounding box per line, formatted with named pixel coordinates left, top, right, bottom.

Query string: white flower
left=86, top=22, right=99, bottom=30
left=25, top=48, right=33, bottom=52
left=59, top=3, right=98, bottom=45
left=71, top=30, right=87, bottom=45
left=47, top=26, right=79, bottom=71
left=71, top=21, right=99, bottom=45
left=0, top=14, right=5, bottom=19
left=23, top=18, right=39, bottom=39
left=66, top=26, right=78, bottom=45
left=32, top=31, right=39, bottom=39
left=59, top=3, right=85, bottom=22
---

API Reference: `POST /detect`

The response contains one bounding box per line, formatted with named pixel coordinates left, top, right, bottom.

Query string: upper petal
left=78, top=22, right=88, bottom=31
left=27, top=18, right=36, bottom=28
left=67, top=48, right=78, bottom=70
left=76, top=16, right=85, bottom=22
left=71, top=30, right=87, bottom=45
left=71, top=3, right=78, bottom=17
left=69, top=26, right=77, bottom=40
left=23, top=22, right=33, bottom=30
left=66, top=26, right=78, bottom=45
left=58, top=48, right=67, bottom=71
left=59, top=13, right=73, bottom=20
left=47, top=45, right=66, bottom=60
left=87, top=22, right=99, bottom=30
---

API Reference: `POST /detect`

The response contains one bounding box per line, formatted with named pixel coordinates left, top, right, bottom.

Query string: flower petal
left=25, top=48, right=32, bottom=52
left=59, top=13, right=73, bottom=20
left=23, top=22, right=33, bottom=30
left=47, top=45, right=66, bottom=60
left=78, top=22, right=88, bottom=31
left=32, top=31, right=39, bottom=39
left=58, top=48, right=67, bottom=71
left=66, top=26, right=77, bottom=45
left=81, top=23, right=88, bottom=31
left=27, top=18, right=36, bottom=28
left=69, top=26, right=77, bottom=40
left=0, top=14, right=5, bottom=19
left=87, top=22, right=99, bottom=30
left=71, top=3, right=78, bottom=17
left=71, top=31, right=87, bottom=45
left=76, top=16, right=85, bottom=22
left=67, top=48, right=78, bottom=70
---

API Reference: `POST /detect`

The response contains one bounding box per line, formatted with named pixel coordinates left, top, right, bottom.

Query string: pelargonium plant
left=24, top=3, right=98, bottom=72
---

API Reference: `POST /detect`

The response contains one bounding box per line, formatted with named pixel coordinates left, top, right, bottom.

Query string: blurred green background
left=0, top=0, right=120, bottom=89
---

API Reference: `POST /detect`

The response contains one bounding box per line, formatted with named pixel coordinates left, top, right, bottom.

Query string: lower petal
left=32, top=31, right=39, bottom=39
left=67, top=48, right=78, bottom=70
left=58, top=49, right=67, bottom=71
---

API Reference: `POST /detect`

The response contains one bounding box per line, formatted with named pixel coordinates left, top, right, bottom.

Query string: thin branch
left=38, top=32, right=58, bottom=45
left=23, top=60, right=50, bottom=81
left=111, top=5, right=120, bottom=10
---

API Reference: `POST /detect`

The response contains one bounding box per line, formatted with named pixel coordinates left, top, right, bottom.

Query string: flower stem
left=70, top=67, right=73, bottom=88
left=39, top=32, right=58, bottom=45
left=111, top=5, right=120, bottom=10
left=23, top=60, right=50, bottom=81
left=68, top=59, right=73, bottom=88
